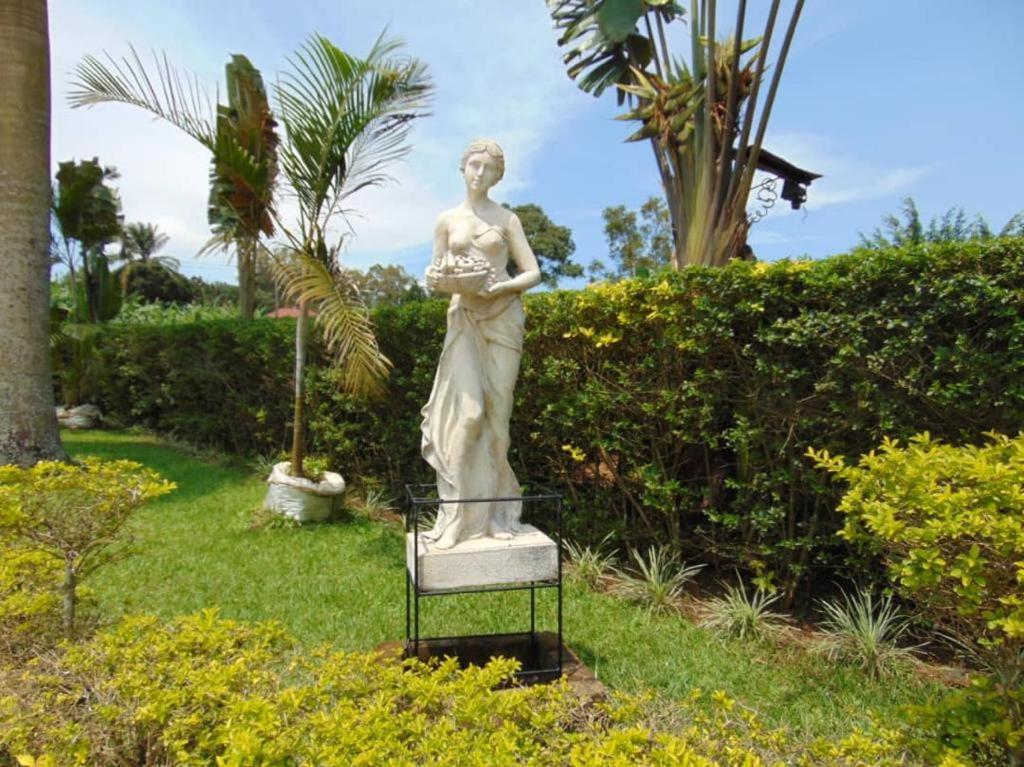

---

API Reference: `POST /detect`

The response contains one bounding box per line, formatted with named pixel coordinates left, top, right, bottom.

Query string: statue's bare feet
left=492, top=531, right=514, bottom=540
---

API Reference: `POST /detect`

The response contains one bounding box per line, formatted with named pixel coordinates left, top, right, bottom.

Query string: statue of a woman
left=420, top=139, right=541, bottom=550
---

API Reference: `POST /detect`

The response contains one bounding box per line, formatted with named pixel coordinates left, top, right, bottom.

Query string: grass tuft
left=699, top=578, right=789, bottom=641
left=564, top=535, right=617, bottom=590
left=612, top=545, right=702, bottom=615
left=815, top=588, right=918, bottom=678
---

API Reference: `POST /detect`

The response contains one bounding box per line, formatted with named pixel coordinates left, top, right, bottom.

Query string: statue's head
left=459, top=138, right=505, bottom=191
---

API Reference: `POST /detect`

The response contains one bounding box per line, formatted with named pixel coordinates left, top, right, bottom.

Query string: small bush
left=815, top=588, right=917, bottom=678
left=699, top=578, right=789, bottom=641
left=810, top=432, right=1024, bottom=762
left=0, top=458, right=174, bottom=636
left=613, top=545, right=702, bottom=615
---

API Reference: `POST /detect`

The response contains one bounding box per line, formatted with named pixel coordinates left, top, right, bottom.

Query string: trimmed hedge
left=72, top=239, right=1024, bottom=598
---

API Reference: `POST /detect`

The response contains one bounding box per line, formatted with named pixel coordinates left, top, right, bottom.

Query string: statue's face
left=462, top=151, right=501, bottom=192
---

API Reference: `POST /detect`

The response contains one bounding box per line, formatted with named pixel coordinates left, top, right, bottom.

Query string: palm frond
left=271, top=252, right=392, bottom=397
left=69, top=45, right=217, bottom=148
left=274, top=33, right=432, bottom=227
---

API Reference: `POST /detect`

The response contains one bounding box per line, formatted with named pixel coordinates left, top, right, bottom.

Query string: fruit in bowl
left=427, top=252, right=494, bottom=295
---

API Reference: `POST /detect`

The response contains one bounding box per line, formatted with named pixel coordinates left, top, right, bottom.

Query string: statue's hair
left=459, top=138, right=505, bottom=182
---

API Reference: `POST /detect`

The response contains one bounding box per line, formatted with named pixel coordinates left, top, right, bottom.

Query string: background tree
left=118, top=261, right=196, bottom=304
left=203, top=55, right=279, bottom=320
left=0, top=0, right=65, bottom=465
left=119, top=222, right=179, bottom=270
left=72, top=33, right=433, bottom=478
left=187, top=277, right=240, bottom=308
left=505, top=203, right=582, bottom=287
left=346, top=264, right=425, bottom=309
left=70, top=51, right=278, bottom=321
left=550, top=0, right=817, bottom=267
left=589, top=196, right=672, bottom=280
left=859, top=197, right=1024, bottom=249
left=52, top=158, right=123, bottom=322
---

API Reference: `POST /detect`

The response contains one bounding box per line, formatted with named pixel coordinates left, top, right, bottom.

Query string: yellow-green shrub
left=809, top=433, right=1024, bottom=647
left=0, top=458, right=174, bottom=636
left=809, top=432, right=1024, bottom=763
left=1, top=611, right=964, bottom=766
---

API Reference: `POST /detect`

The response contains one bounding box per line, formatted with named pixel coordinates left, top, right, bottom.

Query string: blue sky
left=50, top=0, right=1024, bottom=287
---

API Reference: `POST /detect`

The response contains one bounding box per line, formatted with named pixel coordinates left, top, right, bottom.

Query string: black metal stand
left=404, top=484, right=564, bottom=681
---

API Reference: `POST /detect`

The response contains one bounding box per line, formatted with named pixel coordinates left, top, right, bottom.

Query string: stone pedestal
left=406, top=524, right=558, bottom=592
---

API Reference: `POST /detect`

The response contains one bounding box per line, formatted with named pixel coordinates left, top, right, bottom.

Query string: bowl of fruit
left=427, top=253, right=493, bottom=295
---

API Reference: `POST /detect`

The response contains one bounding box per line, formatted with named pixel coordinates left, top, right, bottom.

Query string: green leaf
left=597, top=0, right=645, bottom=43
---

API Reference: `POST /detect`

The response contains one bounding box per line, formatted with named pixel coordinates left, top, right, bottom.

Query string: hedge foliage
left=70, top=239, right=1024, bottom=598
left=0, top=611, right=964, bottom=766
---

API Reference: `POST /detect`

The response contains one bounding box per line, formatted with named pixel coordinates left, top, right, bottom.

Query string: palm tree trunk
left=290, top=300, right=307, bottom=478
left=0, top=0, right=66, bottom=465
left=238, top=237, right=257, bottom=319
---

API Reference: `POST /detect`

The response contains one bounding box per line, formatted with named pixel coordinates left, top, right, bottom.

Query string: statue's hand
left=425, top=266, right=441, bottom=290
left=480, top=280, right=510, bottom=298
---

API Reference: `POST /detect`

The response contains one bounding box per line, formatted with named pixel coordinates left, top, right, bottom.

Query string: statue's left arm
left=487, top=213, right=541, bottom=295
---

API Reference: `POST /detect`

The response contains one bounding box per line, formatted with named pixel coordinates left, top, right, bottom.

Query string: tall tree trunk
left=290, top=300, right=307, bottom=478
left=237, top=237, right=257, bottom=319
left=0, top=0, right=65, bottom=465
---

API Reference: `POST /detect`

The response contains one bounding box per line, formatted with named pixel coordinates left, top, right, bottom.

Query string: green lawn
left=67, top=429, right=947, bottom=742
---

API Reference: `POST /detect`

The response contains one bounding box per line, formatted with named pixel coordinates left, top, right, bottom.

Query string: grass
left=66, top=430, right=949, bottom=742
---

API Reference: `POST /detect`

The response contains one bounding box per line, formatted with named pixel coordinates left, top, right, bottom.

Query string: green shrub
left=0, top=611, right=964, bottom=766
left=66, top=239, right=1024, bottom=600
left=809, top=432, right=1024, bottom=762
left=564, top=534, right=618, bottom=590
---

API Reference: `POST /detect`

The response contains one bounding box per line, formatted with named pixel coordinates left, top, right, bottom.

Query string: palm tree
left=119, top=222, right=180, bottom=271
left=70, top=33, right=433, bottom=477
left=269, top=34, right=432, bottom=477
left=69, top=50, right=277, bottom=319
left=0, top=0, right=66, bottom=464
left=52, top=158, right=124, bottom=322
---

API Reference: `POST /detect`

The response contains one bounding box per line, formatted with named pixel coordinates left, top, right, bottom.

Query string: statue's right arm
left=426, top=212, right=449, bottom=289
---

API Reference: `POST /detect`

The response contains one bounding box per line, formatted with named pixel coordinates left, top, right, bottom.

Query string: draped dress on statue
left=420, top=218, right=525, bottom=549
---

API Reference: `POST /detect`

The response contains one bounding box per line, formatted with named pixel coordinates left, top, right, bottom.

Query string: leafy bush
left=0, top=458, right=174, bottom=636
left=808, top=433, right=1024, bottom=651
left=0, top=611, right=963, bottom=766
left=699, top=579, right=788, bottom=641
left=65, top=239, right=1024, bottom=599
left=809, top=432, right=1024, bottom=762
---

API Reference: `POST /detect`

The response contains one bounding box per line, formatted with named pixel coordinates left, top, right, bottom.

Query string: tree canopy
left=505, top=203, right=581, bottom=287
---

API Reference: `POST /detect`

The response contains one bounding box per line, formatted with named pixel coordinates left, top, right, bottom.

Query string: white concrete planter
left=263, top=462, right=346, bottom=522
left=57, top=404, right=101, bottom=430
